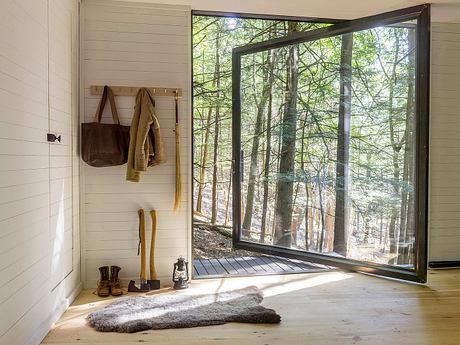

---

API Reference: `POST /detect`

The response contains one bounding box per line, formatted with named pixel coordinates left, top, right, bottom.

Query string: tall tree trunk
left=388, top=33, right=402, bottom=258
left=305, top=185, right=310, bottom=250
left=242, top=51, right=273, bottom=235
left=271, top=103, right=284, bottom=244
left=398, top=28, right=416, bottom=264
left=210, top=29, right=221, bottom=224
left=318, top=170, right=326, bottom=252
left=196, top=107, right=213, bottom=213
left=274, top=22, right=299, bottom=247
left=210, top=113, right=220, bottom=223
left=363, top=213, right=369, bottom=244
left=291, top=184, right=301, bottom=247
left=309, top=190, right=315, bottom=249
left=300, top=113, right=309, bottom=250
left=333, top=33, right=353, bottom=256
left=224, top=168, right=232, bottom=226
left=405, top=187, right=415, bottom=264
left=260, top=60, right=274, bottom=243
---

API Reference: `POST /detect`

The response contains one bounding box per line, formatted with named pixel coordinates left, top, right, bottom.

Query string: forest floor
left=193, top=221, right=257, bottom=259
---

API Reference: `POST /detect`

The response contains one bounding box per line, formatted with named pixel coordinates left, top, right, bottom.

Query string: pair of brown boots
left=97, top=266, right=122, bottom=297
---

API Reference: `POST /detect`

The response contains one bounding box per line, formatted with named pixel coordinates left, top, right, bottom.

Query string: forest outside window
left=232, top=5, right=429, bottom=282
left=192, top=15, right=332, bottom=253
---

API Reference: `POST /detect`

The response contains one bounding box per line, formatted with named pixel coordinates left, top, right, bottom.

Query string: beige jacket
left=126, top=88, right=166, bottom=182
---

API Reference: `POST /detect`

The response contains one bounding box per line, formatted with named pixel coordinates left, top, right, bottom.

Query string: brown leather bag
left=81, top=86, right=130, bottom=167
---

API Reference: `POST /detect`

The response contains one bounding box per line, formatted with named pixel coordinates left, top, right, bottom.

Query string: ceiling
left=115, top=0, right=460, bottom=22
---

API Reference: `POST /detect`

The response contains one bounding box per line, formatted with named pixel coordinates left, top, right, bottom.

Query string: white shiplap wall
left=81, top=0, right=191, bottom=287
left=0, top=1, right=81, bottom=345
left=430, top=23, right=460, bottom=262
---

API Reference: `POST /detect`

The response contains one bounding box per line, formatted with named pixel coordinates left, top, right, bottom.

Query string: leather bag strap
left=94, top=85, right=121, bottom=124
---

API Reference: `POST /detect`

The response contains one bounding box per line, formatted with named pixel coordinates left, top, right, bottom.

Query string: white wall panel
left=81, top=0, right=191, bottom=288
left=429, top=23, right=460, bottom=262
left=0, top=0, right=81, bottom=344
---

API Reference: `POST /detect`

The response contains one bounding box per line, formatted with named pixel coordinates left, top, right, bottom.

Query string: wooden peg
left=90, top=85, right=182, bottom=97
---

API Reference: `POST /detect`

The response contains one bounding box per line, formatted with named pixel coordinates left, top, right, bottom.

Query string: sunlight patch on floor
left=262, top=272, right=353, bottom=297
left=184, top=271, right=353, bottom=296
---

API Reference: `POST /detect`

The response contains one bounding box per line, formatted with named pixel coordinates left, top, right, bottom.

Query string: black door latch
left=47, top=133, right=61, bottom=143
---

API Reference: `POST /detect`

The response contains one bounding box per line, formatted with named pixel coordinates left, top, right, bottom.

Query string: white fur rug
left=87, top=286, right=281, bottom=333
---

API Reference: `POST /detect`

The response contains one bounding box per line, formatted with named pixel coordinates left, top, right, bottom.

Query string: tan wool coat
left=126, top=88, right=166, bottom=182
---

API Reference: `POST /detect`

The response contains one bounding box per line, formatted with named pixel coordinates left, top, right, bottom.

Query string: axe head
left=127, top=280, right=152, bottom=293
left=147, top=279, right=161, bottom=290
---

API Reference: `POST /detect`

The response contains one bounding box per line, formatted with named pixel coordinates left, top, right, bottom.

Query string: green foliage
left=193, top=16, right=416, bottom=266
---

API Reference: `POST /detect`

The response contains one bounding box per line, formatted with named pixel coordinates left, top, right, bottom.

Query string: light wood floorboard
left=42, top=269, right=460, bottom=345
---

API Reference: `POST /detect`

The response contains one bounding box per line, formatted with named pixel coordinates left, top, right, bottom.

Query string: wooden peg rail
left=90, top=85, right=182, bottom=97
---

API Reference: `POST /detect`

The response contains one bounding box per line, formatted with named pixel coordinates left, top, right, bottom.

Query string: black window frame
left=231, top=4, right=430, bottom=283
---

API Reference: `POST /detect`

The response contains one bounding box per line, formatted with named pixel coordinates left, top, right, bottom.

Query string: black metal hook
left=47, top=133, right=61, bottom=143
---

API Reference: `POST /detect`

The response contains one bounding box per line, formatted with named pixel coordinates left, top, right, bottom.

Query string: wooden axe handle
left=149, top=210, right=158, bottom=280
left=138, top=209, right=147, bottom=281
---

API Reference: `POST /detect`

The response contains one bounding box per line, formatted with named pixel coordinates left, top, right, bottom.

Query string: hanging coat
left=126, top=88, right=166, bottom=182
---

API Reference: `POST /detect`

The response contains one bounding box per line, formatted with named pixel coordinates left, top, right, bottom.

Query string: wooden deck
left=193, top=255, right=330, bottom=277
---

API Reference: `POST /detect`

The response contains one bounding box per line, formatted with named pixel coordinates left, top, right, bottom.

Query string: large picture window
left=232, top=5, right=430, bottom=282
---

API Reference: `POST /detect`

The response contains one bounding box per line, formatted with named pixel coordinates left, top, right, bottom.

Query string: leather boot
left=97, top=266, right=110, bottom=297
left=110, top=265, right=123, bottom=296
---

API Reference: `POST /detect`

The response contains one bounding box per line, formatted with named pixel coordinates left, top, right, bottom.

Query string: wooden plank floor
left=193, top=255, right=330, bottom=277
left=42, top=269, right=460, bottom=345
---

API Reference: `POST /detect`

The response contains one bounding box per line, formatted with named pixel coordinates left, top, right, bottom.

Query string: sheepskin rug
left=87, top=286, right=281, bottom=333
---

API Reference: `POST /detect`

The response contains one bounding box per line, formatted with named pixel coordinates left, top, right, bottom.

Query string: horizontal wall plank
left=86, top=20, right=188, bottom=36
left=0, top=169, right=49, bottom=188
left=0, top=139, right=48, bottom=156
left=84, top=39, right=189, bottom=55
left=0, top=182, right=49, bottom=205
left=85, top=248, right=184, bottom=261
left=0, top=219, right=48, bottom=273
left=84, top=11, right=188, bottom=27
left=0, top=193, right=49, bottom=222
left=85, top=227, right=187, bottom=241
left=85, top=236, right=187, bottom=251
left=84, top=50, right=187, bottom=64
left=85, top=59, right=188, bottom=74
left=86, top=2, right=189, bottom=18
left=84, top=218, right=187, bottom=231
